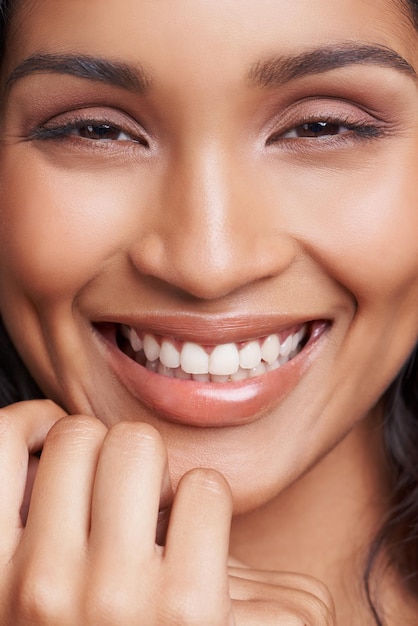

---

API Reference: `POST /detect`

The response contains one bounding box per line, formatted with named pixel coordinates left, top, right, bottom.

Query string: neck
left=230, top=407, right=391, bottom=625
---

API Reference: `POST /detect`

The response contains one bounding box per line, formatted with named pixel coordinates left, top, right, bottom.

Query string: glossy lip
left=94, top=317, right=329, bottom=428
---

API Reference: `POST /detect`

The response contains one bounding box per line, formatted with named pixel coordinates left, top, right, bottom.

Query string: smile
left=117, top=324, right=308, bottom=383
left=97, top=318, right=328, bottom=427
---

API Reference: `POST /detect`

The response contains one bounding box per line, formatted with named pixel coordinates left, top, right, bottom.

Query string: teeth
left=261, top=334, right=281, bottom=365
left=239, top=341, right=262, bottom=369
left=145, top=359, right=159, bottom=372
left=209, top=343, right=240, bottom=376
left=192, top=373, right=210, bottom=382
left=298, top=325, right=307, bottom=342
left=173, top=367, right=192, bottom=381
left=250, top=362, right=267, bottom=377
left=121, top=325, right=131, bottom=340
left=130, top=328, right=143, bottom=352
left=230, top=367, right=249, bottom=381
left=291, top=332, right=300, bottom=352
left=211, top=374, right=230, bottom=383
left=143, top=334, right=160, bottom=361
left=181, top=342, right=209, bottom=375
left=160, top=340, right=181, bottom=368
left=279, top=335, right=293, bottom=358
left=158, top=363, right=174, bottom=378
left=119, top=325, right=308, bottom=383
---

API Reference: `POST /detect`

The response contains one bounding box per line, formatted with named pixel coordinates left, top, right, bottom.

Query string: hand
left=228, top=561, right=336, bottom=625
left=0, top=402, right=234, bottom=625
left=0, top=400, right=335, bottom=625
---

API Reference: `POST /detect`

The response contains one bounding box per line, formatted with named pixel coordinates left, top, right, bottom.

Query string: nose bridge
left=173, top=141, right=236, bottom=276
left=133, top=136, right=295, bottom=300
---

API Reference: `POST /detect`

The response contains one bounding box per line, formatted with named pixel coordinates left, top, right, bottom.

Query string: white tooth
left=121, top=325, right=131, bottom=339
left=209, top=343, right=239, bottom=376
left=267, top=359, right=281, bottom=371
left=239, top=341, right=262, bottom=369
left=158, top=363, right=174, bottom=378
left=230, top=367, right=249, bottom=381
left=146, top=359, right=159, bottom=372
left=249, top=362, right=267, bottom=378
left=173, top=367, right=192, bottom=380
left=181, top=343, right=209, bottom=374
left=130, top=328, right=143, bottom=352
left=143, top=334, right=160, bottom=361
left=279, top=355, right=290, bottom=366
left=211, top=374, right=229, bottom=383
left=291, top=332, right=300, bottom=352
left=261, top=334, right=281, bottom=364
left=298, top=324, right=307, bottom=342
left=192, top=373, right=210, bottom=382
left=160, top=340, right=181, bottom=368
left=280, top=335, right=293, bottom=358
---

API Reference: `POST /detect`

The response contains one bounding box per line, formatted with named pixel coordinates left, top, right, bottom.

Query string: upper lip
left=93, top=313, right=328, bottom=344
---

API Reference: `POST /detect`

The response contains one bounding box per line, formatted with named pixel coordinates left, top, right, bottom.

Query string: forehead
left=5, top=0, right=418, bottom=82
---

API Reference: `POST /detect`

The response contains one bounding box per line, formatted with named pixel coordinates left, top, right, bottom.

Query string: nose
left=129, top=143, right=296, bottom=301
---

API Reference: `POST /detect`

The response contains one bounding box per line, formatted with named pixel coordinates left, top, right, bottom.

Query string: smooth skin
left=0, top=0, right=417, bottom=623
left=0, top=401, right=333, bottom=625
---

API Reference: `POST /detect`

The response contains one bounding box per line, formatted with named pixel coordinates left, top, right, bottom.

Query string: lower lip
left=99, top=325, right=326, bottom=428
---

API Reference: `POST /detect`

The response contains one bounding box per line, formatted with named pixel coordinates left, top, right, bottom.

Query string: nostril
left=127, top=213, right=297, bottom=302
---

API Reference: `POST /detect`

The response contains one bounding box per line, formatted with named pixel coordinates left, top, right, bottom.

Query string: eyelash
left=29, top=112, right=384, bottom=150
left=267, top=114, right=383, bottom=146
left=30, top=117, right=149, bottom=147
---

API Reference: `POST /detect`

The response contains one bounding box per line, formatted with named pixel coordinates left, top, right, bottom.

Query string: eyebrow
left=6, top=53, right=152, bottom=93
left=6, top=43, right=416, bottom=94
left=248, top=43, right=417, bottom=87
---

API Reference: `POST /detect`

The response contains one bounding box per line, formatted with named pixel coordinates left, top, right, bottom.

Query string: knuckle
left=297, top=593, right=335, bottom=626
left=14, top=567, right=72, bottom=624
left=302, top=579, right=335, bottom=623
left=84, top=584, right=138, bottom=625
left=274, top=575, right=334, bottom=625
left=163, top=587, right=223, bottom=626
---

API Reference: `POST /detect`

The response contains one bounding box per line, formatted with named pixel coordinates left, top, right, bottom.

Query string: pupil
left=80, top=124, right=119, bottom=140
left=300, top=121, right=340, bottom=137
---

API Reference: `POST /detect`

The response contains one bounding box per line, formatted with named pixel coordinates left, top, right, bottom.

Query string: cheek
left=283, top=153, right=418, bottom=305
left=0, top=154, right=138, bottom=301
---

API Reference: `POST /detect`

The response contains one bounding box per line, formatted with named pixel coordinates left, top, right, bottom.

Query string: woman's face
left=0, top=0, right=417, bottom=512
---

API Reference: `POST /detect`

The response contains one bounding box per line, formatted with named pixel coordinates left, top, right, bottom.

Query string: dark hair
left=0, top=1, right=417, bottom=625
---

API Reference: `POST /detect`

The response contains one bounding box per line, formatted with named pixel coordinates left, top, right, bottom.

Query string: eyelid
left=30, top=106, right=150, bottom=145
left=268, top=115, right=377, bottom=143
left=265, top=97, right=386, bottom=145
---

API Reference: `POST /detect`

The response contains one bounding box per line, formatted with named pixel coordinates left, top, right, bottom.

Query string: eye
left=68, top=123, right=134, bottom=142
left=282, top=120, right=347, bottom=139
left=266, top=112, right=383, bottom=147
left=30, top=111, right=150, bottom=148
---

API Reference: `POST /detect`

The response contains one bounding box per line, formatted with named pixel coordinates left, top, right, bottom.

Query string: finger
left=230, top=576, right=335, bottom=625
left=89, top=422, right=172, bottom=572
left=163, top=469, right=233, bottom=623
left=229, top=568, right=335, bottom=614
left=19, top=415, right=106, bottom=565
left=232, top=596, right=328, bottom=626
left=11, top=416, right=107, bottom=623
left=0, top=400, right=66, bottom=552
